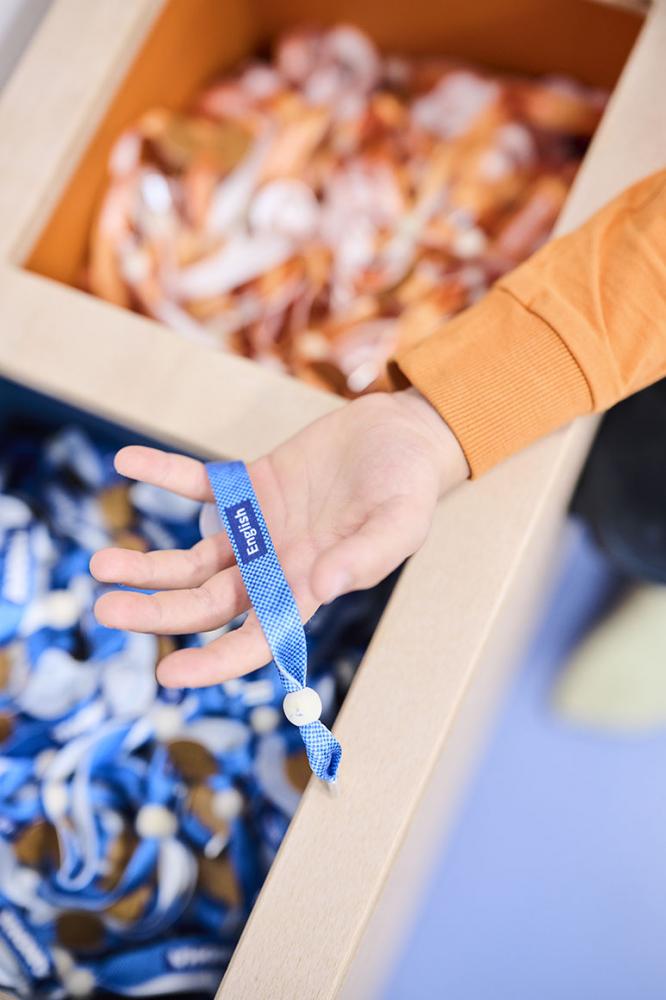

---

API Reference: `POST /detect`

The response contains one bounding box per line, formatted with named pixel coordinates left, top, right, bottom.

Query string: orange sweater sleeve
left=390, top=169, right=666, bottom=477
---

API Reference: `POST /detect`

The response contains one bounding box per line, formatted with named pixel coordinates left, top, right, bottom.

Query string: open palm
left=91, top=390, right=467, bottom=686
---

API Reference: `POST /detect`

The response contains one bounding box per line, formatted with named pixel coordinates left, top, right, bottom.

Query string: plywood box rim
left=1, top=1, right=665, bottom=998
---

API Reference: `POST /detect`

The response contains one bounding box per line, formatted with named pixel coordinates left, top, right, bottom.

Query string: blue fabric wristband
left=205, top=461, right=342, bottom=782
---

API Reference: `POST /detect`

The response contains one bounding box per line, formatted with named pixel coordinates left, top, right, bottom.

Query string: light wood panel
left=0, top=0, right=162, bottom=267
left=0, top=267, right=340, bottom=459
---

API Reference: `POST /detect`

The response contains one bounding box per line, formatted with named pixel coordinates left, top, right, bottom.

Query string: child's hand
left=90, top=389, right=468, bottom=687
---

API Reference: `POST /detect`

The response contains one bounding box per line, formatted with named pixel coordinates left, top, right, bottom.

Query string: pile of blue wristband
left=0, top=424, right=393, bottom=999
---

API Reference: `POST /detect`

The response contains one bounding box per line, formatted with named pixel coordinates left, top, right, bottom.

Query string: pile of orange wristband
left=87, top=24, right=606, bottom=397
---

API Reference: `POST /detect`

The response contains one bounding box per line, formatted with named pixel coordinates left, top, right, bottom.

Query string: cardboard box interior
left=26, top=0, right=641, bottom=292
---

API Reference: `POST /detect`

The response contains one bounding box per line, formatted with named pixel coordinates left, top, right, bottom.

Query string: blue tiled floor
left=384, top=521, right=666, bottom=1000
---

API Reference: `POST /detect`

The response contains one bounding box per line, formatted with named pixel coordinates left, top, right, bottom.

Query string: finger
left=115, top=446, right=213, bottom=502
left=94, top=564, right=248, bottom=634
left=156, top=581, right=318, bottom=687
left=156, top=613, right=271, bottom=687
left=89, top=533, right=233, bottom=590
left=310, top=499, right=430, bottom=603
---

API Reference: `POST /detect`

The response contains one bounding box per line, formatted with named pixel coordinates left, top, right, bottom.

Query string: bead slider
left=282, top=687, right=322, bottom=727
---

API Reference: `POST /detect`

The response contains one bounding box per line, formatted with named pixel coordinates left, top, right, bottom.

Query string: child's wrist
left=393, top=387, right=470, bottom=494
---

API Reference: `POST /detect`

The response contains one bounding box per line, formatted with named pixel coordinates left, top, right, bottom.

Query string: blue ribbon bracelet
left=206, top=461, right=342, bottom=783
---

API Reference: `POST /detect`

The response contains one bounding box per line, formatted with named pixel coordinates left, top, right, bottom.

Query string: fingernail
left=93, top=595, right=116, bottom=628
left=155, top=666, right=174, bottom=687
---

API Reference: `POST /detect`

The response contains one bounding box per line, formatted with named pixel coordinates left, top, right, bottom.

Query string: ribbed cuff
left=389, top=288, right=593, bottom=477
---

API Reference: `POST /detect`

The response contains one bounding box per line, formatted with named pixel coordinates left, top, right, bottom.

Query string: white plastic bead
left=149, top=703, right=183, bottom=742
left=282, top=687, right=322, bottom=727
left=453, top=226, right=487, bottom=260
left=15, top=866, right=40, bottom=895
left=20, top=589, right=79, bottom=634
left=212, top=787, right=244, bottom=822
left=250, top=705, right=280, bottom=734
left=52, top=947, right=75, bottom=977
left=223, top=678, right=243, bottom=696
left=64, top=966, right=96, bottom=999
left=203, top=833, right=228, bottom=860
left=135, top=804, right=177, bottom=840
left=42, top=589, right=80, bottom=629
left=42, top=780, right=68, bottom=820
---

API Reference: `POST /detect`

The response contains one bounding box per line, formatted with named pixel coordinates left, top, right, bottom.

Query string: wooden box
left=0, top=1, right=664, bottom=996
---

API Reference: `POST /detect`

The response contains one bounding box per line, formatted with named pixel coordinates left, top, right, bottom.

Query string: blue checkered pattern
left=206, top=461, right=342, bottom=782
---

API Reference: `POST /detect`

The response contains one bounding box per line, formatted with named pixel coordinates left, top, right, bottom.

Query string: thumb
left=310, top=499, right=431, bottom=604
